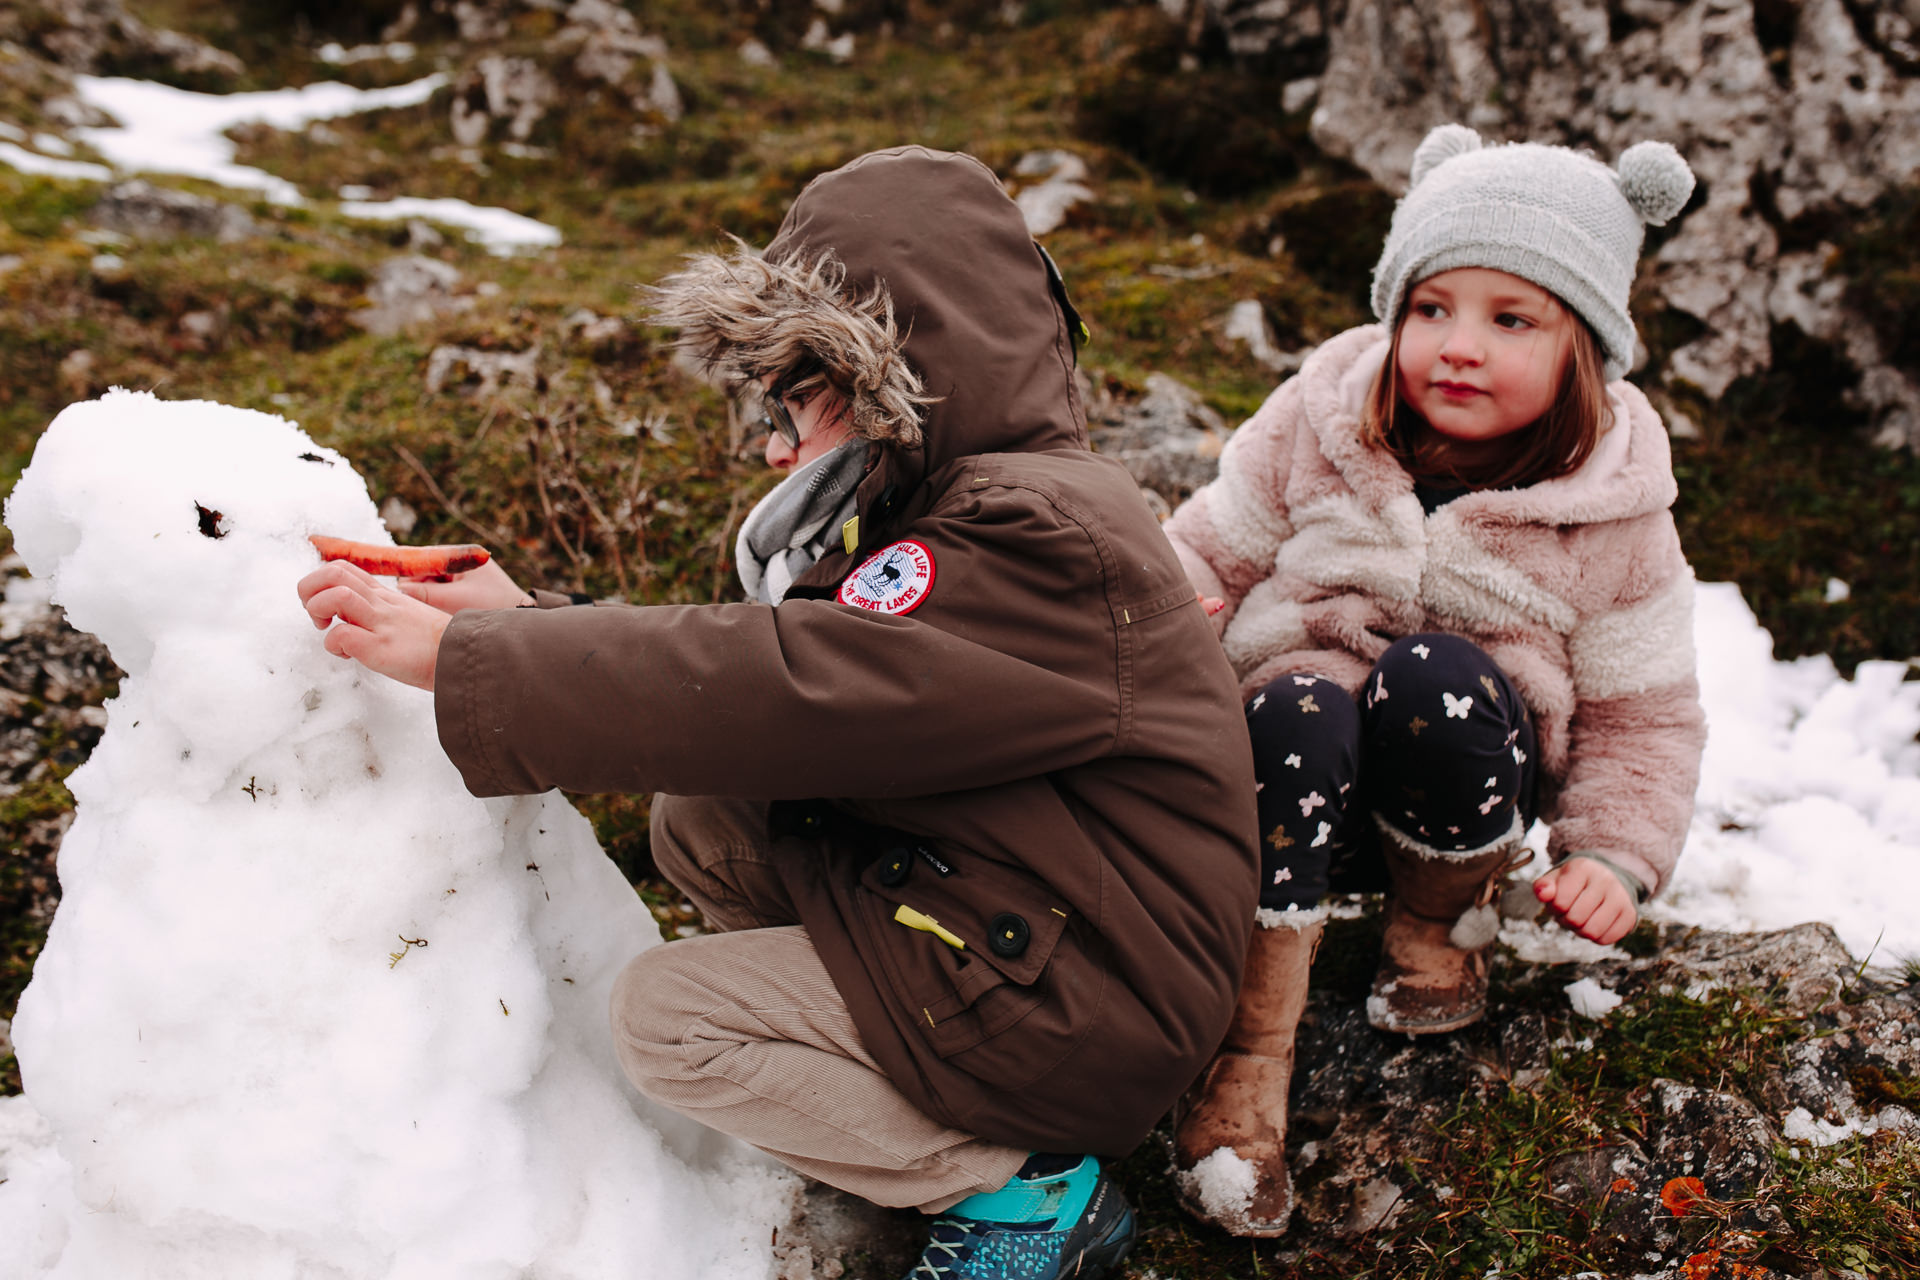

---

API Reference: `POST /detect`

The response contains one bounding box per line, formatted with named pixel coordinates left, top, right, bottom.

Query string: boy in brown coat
left=298, top=147, right=1258, bottom=1280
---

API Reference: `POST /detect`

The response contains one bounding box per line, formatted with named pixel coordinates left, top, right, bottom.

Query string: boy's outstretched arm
left=1533, top=857, right=1637, bottom=945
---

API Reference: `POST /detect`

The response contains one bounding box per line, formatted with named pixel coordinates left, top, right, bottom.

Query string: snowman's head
left=6, top=390, right=386, bottom=677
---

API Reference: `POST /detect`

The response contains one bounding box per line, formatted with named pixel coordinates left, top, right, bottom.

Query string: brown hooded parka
left=433, top=147, right=1258, bottom=1157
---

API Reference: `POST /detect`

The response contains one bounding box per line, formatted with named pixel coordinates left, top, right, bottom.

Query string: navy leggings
left=1247, top=633, right=1539, bottom=911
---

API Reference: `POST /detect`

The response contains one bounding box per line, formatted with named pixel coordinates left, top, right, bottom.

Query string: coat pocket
left=857, top=839, right=1073, bottom=1059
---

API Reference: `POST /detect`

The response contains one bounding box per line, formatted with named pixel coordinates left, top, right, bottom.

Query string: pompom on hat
left=1371, top=125, right=1695, bottom=381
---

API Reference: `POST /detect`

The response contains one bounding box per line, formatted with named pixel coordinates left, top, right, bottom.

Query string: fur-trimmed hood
left=652, top=147, right=1085, bottom=507
left=648, top=241, right=938, bottom=449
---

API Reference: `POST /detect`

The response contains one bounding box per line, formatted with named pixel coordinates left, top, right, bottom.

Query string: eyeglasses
left=759, top=385, right=804, bottom=450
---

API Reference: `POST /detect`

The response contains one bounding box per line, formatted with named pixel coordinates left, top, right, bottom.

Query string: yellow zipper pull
left=842, top=516, right=860, bottom=554
left=894, top=904, right=966, bottom=950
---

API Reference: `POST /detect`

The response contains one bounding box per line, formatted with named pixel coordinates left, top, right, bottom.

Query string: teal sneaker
left=903, top=1155, right=1136, bottom=1280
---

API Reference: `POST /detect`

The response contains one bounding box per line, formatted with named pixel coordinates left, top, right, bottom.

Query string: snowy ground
left=1660, top=582, right=1920, bottom=964
left=0, top=74, right=561, bottom=255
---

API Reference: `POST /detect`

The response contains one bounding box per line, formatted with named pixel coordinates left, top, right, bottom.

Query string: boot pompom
left=1449, top=902, right=1501, bottom=950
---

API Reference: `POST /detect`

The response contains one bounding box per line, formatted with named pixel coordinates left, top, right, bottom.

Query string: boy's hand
left=297, top=561, right=451, bottom=691
left=1533, top=858, right=1636, bottom=945
left=394, top=558, right=533, bottom=614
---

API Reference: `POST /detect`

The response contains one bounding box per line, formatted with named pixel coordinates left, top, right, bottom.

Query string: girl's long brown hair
left=1359, top=301, right=1612, bottom=492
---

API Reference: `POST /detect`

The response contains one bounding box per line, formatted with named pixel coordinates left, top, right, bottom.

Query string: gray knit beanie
left=1370, top=124, right=1695, bottom=381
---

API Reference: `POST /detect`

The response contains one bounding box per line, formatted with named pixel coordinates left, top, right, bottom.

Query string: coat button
left=988, top=912, right=1030, bottom=958
left=877, top=849, right=912, bottom=887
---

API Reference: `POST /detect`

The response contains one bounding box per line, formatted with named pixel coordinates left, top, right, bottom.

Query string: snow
left=0, top=142, right=111, bottom=184
left=1651, top=582, right=1920, bottom=963
left=1565, top=978, right=1624, bottom=1020
left=337, top=196, right=564, bottom=256
left=71, top=75, right=449, bottom=205
left=0, top=73, right=562, bottom=256
left=1173, top=1147, right=1256, bottom=1227
left=0, top=392, right=787, bottom=1279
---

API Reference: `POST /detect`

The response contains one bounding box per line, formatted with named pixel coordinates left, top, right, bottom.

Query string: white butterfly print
left=1370, top=672, right=1388, bottom=707
left=1285, top=753, right=1302, bottom=769
left=1513, top=746, right=1527, bottom=765
left=1485, top=777, right=1497, bottom=789
left=1442, top=692, right=1473, bottom=719
left=1293, top=675, right=1317, bottom=686
left=1412, top=643, right=1431, bottom=659
left=1272, top=867, right=1293, bottom=885
left=1478, top=794, right=1503, bottom=815
left=1310, top=821, right=1332, bottom=848
left=1298, top=791, right=1326, bottom=816
left=1249, top=693, right=1267, bottom=712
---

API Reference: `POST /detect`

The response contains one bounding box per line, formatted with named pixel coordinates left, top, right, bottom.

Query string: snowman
left=0, top=391, right=787, bottom=1279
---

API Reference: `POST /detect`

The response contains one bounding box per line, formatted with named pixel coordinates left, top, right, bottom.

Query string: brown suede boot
left=1368, top=824, right=1530, bottom=1035
left=1173, top=912, right=1323, bottom=1237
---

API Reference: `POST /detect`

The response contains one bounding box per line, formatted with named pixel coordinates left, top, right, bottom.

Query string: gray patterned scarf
left=734, top=442, right=867, bottom=605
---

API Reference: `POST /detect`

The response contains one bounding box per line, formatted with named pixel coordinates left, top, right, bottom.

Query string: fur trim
left=1254, top=903, right=1329, bottom=931
left=648, top=240, right=937, bottom=448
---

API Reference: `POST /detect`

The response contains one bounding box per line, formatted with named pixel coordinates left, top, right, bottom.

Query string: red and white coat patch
left=838, top=540, right=936, bottom=615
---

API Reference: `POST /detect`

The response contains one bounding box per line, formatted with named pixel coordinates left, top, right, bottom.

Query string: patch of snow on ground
left=72, top=74, right=448, bottom=204
left=0, top=142, right=112, bottom=183
left=1174, top=1147, right=1256, bottom=1225
left=1653, top=583, right=1920, bottom=963
left=339, top=195, right=563, bottom=255
left=1565, top=978, right=1624, bottom=1020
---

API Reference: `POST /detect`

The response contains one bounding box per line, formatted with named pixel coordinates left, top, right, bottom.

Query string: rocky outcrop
left=1087, top=372, right=1231, bottom=515
left=1191, top=0, right=1920, bottom=447
left=90, top=179, right=256, bottom=243
left=438, top=0, right=682, bottom=145
left=353, top=255, right=473, bottom=336
left=0, top=0, right=243, bottom=79
left=0, top=568, right=120, bottom=1052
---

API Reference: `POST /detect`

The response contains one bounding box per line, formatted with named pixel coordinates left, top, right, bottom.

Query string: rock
left=561, top=307, right=638, bottom=360
left=450, top=55, right=557, bottom=147
left=57, top=348, right=98, bottom=400
left=739, top=37, right=777, bottom=68
left=91, top=180, right=256, bottom=244
left=556, top=0, right=677, bottom=121
left=1009, top=149, right=1095, bottom=238
left=0, top=589, right=122, bottom=964
left=379, top=496, right=419, bottom=537
left=1222, top=298, right=1309, bottom=375
left=424, top=343, right=543, bottom=396
left=1088, top=372, right=1229, bottom=507
left=5, top=0, right=244, bottom=78
left=176, top=308, right=226, bottom=353
left=800, top=19, right=855, bottom=63
left=354, top=255, right=471, bottom=336
left=770, top=1181, right=922, bottom=1280
left=451, top=0, right=513, bottom=43
left=1191, top=0, right=1920, bottom=444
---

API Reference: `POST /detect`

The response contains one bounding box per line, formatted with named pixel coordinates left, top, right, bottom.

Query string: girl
left=1163, top=125, right=1707, bottom=1237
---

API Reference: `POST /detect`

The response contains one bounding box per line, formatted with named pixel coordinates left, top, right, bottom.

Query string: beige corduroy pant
left=609, top=794, right=1029, bottom=1212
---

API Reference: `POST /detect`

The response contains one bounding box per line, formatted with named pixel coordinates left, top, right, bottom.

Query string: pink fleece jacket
left=1164, top=324, right=1706, bottom=896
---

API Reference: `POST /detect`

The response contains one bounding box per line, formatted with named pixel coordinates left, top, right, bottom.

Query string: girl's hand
left=1533, top=859, right=1637, bottom=945
left=1195, top=589, right=1227, bottom=637
left=297, top=560, right=451, bottom=691
left=393, top=558, right=534, bottom=614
